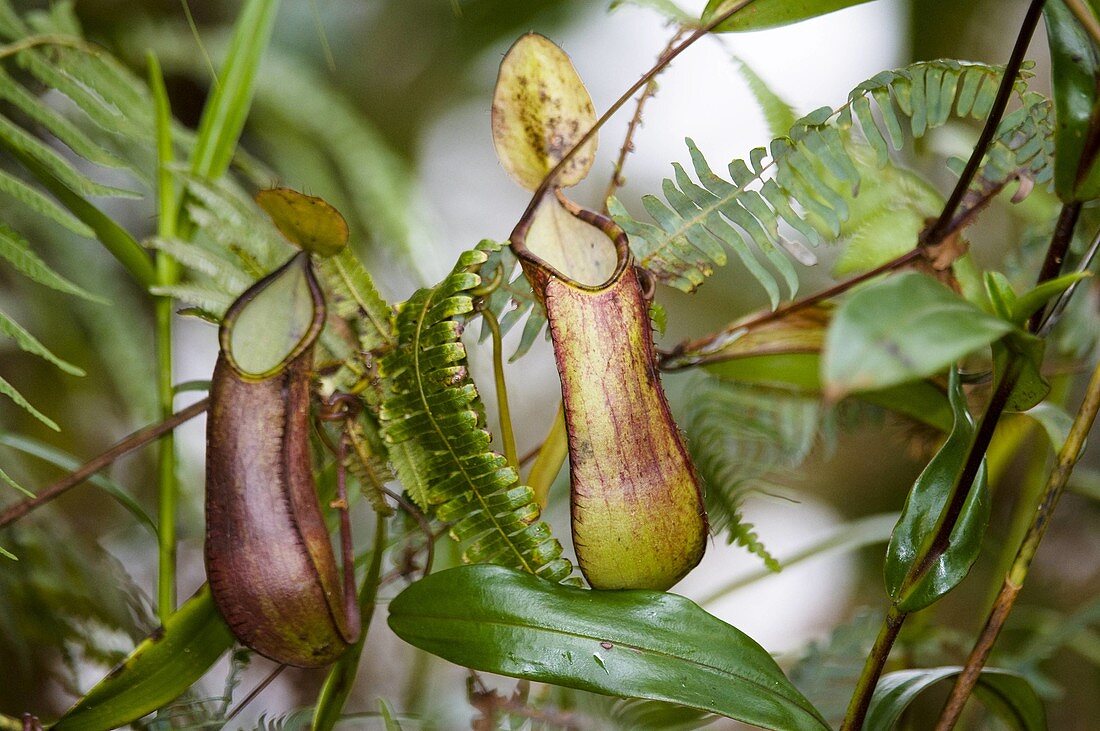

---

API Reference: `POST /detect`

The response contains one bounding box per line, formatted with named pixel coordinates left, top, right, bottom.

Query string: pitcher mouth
left=509, top=188, right=633, bottom=293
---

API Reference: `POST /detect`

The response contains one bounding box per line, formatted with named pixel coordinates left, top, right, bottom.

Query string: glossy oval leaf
left=866, top=667, right=1045, bottom=731
left=492, top=33, right=597, bottom=190
left=221, top=252, right=325, bottom=378
left=388, top=565, right=829, bottom=731
left=51, top=586, right=234, bottom=731
left=1044, top=0, right=1100, bottom=201
left=255, top=187, right=349, bottom=257
left=822, top=272, right=1012, bottom=399
left=884, top=369, right=990, bottom=612
left=703, top=0, right=876, bottom=32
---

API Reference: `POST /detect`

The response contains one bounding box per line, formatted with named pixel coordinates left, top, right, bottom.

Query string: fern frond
left=0, top=373, right=57, bottom=430
left=684, top=374, right=822, bottom=569
left=734, top=55, right=797, bottom=139
left=149, top=283, right=235, bottom=315
left=321, top=248, right=396, bottom=353
left=0, top=0, right=163, bottom=423
left=0, top=309, right=83, bottom=375
left=380, top=242, right=571, bottom=582
left=145, top=237, right=251, bottom=293
left=613, top=60, right=1047, bottom=305
left=477, top=243, right=547, bottom=361
left=0, top=224, right=103, bottom=302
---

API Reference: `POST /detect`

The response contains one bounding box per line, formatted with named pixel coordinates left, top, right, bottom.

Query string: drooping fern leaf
left=611, top=60, right=1050, bottom=306
left=683, top=374, right=822, bottom=570
left=0, top=0, right=159, bottom=426
left=380, top=242, right=571, bottom=582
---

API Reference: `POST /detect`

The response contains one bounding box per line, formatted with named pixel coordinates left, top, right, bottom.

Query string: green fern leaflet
left=380, top=242, right=571, bottom=582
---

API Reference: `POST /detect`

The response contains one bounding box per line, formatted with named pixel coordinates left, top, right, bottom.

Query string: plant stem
left=661, top=247, right=920, bottom=369
left=512, top=0, right=760, bottom=237
left=660, top=172, right=1012, bottom=371
left=480, top=307, right=519, bottom=469
left=921, top=0, right=1047, bottom=246
left=1028, top=201, right=1083, bottom=331
left=0, top=399, right=209, bottom=529
left=223, top=664, right=287, bottom=723
left=935, top=358, right=1100, bottom=730
left=840, top=361, right=1022, bottom=729
left=312, top=509, right=389, bottom=731
left=150, top=52, right=182, bottom=623
left=527, top=403, right=567, bottom=508
left=841, top=605, right=907, bottom=731
left=601, top=28, right=687, bottom=211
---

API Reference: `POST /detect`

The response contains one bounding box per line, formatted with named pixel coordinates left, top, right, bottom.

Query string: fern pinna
left=0, top=0, right=156, bottom=430
left=610, top=60, right=1053, bottom=307
left=380, top=242, right=572, bottom=583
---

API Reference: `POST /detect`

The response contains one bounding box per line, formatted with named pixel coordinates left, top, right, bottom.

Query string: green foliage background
left=0, top=0, right=1097, bottom=729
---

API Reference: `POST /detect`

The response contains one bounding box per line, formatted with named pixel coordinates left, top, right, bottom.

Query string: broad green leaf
left=1044, top=0, right=1100, bottom=201
left=51, top=586, right=234, bottom=731
left=190, top=0, right=279, bottom=180
left=884, top=369, right=990, bottom=612
left=704, top=0, right=876, bottom=32
left=255, top=187, right=349, bottom=258
left=822, top=272, right=1012, bottom=398
left=388, top=565, right=829, bottom=731
left=984, top=269, right=1091, bottom=326
left=492, top=33, right=597, bottom=190
left=866, top=667, right=1045, bottom=731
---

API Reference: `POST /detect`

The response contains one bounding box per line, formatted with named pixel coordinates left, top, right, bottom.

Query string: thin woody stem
left=840, top=606, right=906, bottom=731
left=921, top=0, right=1047, bottom=246
left=601, top=27, right=688, bottom=211
left=934, top=358, right=1100, bottom=730
left=0, top=398, right=209, bottom=529
left=660, top=173, right=1013, bottom=371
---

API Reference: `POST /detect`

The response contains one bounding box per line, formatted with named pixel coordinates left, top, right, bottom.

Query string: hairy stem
left=920, top=0, right=1047, bottom=246
left=935, top=358, right=1100, bottom=730
left=0, top=399, right=209, bottom=529
left=601, top=28, right=688, bottom=211
left=841, top=605, right=906, bottom=731
left=512, top=0, right=761, bottom=238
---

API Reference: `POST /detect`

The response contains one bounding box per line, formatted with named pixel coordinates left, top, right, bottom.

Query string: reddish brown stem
left=0, top=398, right=210, bottom=529
left=511, top=0, right=761, bottom=240
left=601, top=28, right=688, bottom=211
